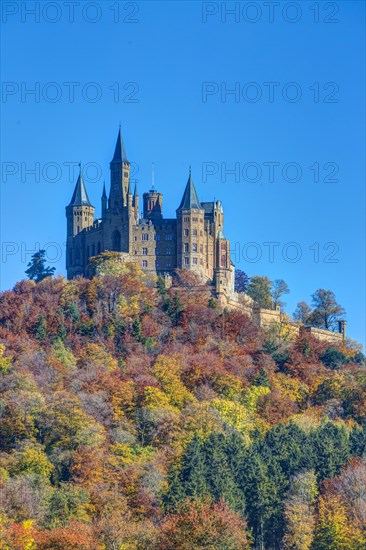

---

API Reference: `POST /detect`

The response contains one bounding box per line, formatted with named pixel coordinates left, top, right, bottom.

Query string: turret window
left=142, top=260, right=148, bottom=267
left=142, top=234, right=149, bottom=241
left=184, top=243, right=189, bottom=253
left=142, top=248, right=148, bottom=255
left=193, top=229, right=197, bottom=236
left=183, top=216, right=189, bottom=222
left=184, top=229, right=189, bottom=236
left=166, top=248, right=171, bottom=255
left=184, top=257, right=189, bottom=265
left=165, top=235, right=173, bottom=241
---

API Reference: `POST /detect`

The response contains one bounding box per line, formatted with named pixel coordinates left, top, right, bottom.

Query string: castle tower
left=101, top=182, right=107, bottom=218
left=66, top=166, right=94, bottom=237
left=143, top=189, right=163, bottom=220
left=105, top=127, right=132, bottom=252
left=176, top=169, right=205, bottom=276
left=66, top=166, right=94, bottom=277
left=133, top=183, right=139, bottom=222
left=108, top=127, right=130, bottom=211
left=214, top=231, right=233, bottom=297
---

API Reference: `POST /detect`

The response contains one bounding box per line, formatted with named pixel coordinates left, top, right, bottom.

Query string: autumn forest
left=0, top=256, right=365, bottom=549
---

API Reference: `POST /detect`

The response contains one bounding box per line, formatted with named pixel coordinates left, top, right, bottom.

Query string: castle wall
left=301, top=326, right=344, bottom=343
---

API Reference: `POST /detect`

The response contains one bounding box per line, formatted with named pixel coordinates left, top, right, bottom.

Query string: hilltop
left=0, top=259, right=365, bottom=549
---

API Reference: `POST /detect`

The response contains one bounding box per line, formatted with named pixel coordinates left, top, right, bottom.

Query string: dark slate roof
left=111, top=127, right=129, bottom=164
left=101, top=182, right=107, bottom=198
left=69, top=171, right=93, bottom=207
left=201, top=201, right=215, bottom=215
left=177, top=170, right=202, bottom=211
left=133, top=182, right=138, bottom=196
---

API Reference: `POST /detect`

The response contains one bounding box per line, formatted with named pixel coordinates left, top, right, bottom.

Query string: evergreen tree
left=25, top=249, right=55, bottom=283
left=311, top=422, right=350, bottom=481
left=246, top=276, right=273, bottom=309
left=35, top=315, right=47, bottom=341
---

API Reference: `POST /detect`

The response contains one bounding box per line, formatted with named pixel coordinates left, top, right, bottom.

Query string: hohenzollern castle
left=66, top=127, right=234, bottom=296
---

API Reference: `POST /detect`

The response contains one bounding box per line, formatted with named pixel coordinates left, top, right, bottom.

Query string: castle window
left=192, top=257, right=197, bottom=265
left=142, top=234, right=149, bottom=241
left=134, top=236, right=137, bottom=241
left=155, top=235, right=160, bottom=241
left=166, top=248, right=171, bottom=255
left=166, top=261, right=171, bottom=268
left=142, top=248, right=148, bottom=255
left=142, top=260, right=148, bottom=268
left=112, top=230, right=121, bottom=251
left=183, top=216, right=189, bottom=222
left=193, top=229, right=197, bottom=236
left=184, top=229, right=189, bottom=236
left=192, top=244, right=197, bottom=252
left=200, top=258, right=203, bottom=265
left=192, top=217, right=198, bottom=222
left=77, top=226, right=80, bottom=233
left=124, top=171, right=128, bottom=177
left=184, top=257, right=189, bottom=265
left=200, top=245, right=203, bottom=253
left=165, top=234, right=173, bottom=241
left=184, top=243, right=189, bottom=253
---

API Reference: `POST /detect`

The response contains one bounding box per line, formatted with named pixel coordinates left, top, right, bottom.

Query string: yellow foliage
left=210, top=399, right=253, bottom=443
left=143, top=386, right=174, bottom=409
left=242, top=385, right=271, bottom=412
left=111, top=380, right=136, bottom=419
left=79, top=343, right=118, bottom=371
left=212, top=373, right=243, bottom=399
left=0, top=345, right=12, bottom=374
left=153, top=355, right=195, bottom=409
left=274, top=373, right=309, bottom=405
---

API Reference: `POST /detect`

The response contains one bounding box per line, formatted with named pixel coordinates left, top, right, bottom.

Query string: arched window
left=112, top=230, right=121, bottom=251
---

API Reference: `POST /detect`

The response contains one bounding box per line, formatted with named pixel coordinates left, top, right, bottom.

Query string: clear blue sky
left=1, top=1, right=365, bottom=347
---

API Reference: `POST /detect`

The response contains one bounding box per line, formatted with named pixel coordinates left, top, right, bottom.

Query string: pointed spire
left=133, top=182, right=138, bottom=196
left=177, top=168, right=202, bottom=211
left=101, top=181, right=107, bottom=199
left=69, top=165, right=93, bottom=207
left=111, top=126, right=129, bottom=164
left=151, top=162, right=155, bottom=190
left=127, top=180, right=131, bottom=195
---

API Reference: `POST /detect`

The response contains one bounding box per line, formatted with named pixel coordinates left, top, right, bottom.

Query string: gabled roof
left=177, top=169, right=202, bottom=211
left=69, top=169, right=93, bottom=207
left=111, top=127, right=129, bottom=164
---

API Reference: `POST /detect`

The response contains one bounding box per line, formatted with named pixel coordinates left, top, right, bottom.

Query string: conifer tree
left=25, top=249, right=55, bottom=283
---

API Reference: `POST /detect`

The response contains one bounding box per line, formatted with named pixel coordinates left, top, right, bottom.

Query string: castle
left=66, top=128, right=234, bottom=297
left=66, top=127, right=346, bottom=344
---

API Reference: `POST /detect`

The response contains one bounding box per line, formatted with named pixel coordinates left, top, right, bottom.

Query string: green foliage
left=246, top=275, right=273, bottom=309
left=309, top=289, right=346, bottom=330
left=35, top=315, right=47, bottom=341
left=25, top=249, right=56, bottom=283
left=319, top=346, right=348, bottom=370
